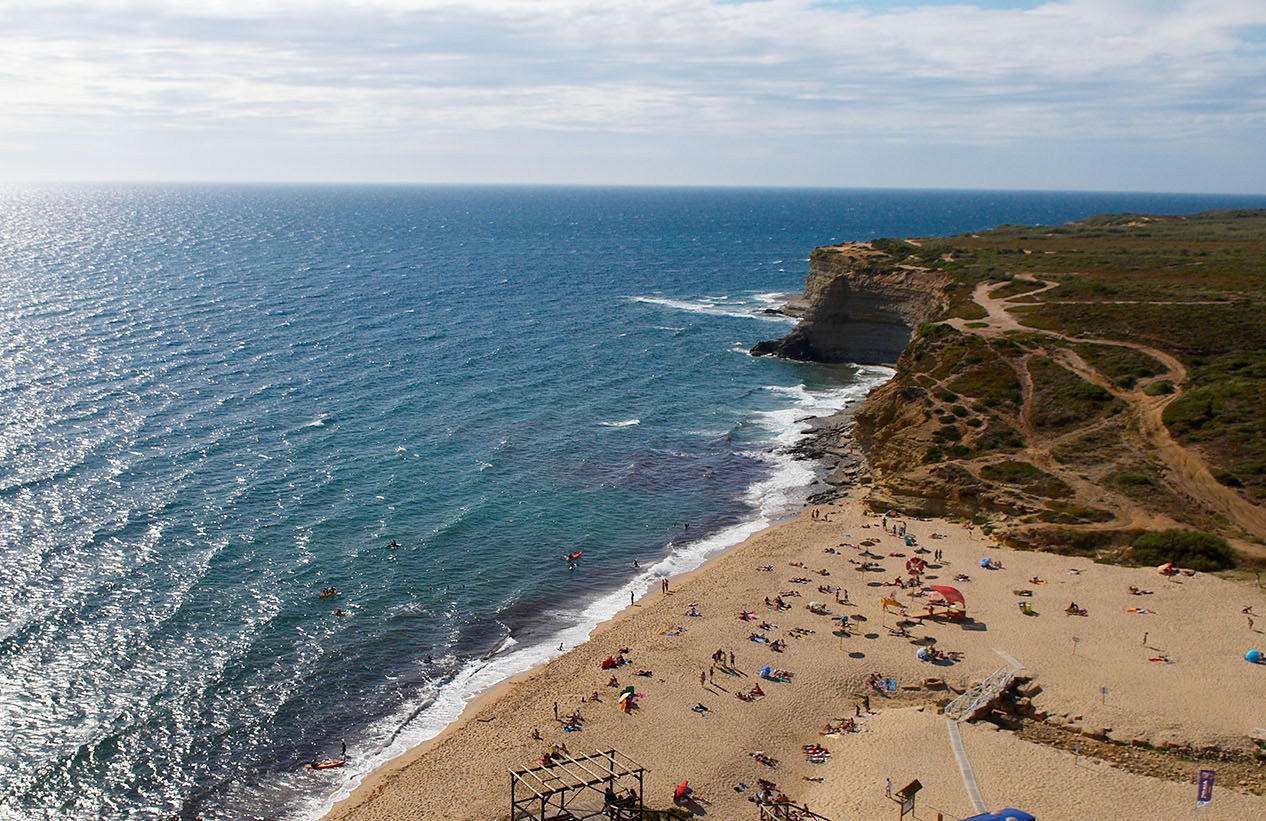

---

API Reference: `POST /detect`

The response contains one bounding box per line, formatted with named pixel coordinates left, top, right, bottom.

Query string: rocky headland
left=751, top=242, right=949, bottom=365
left=758, top=211, right=1266, bottom=569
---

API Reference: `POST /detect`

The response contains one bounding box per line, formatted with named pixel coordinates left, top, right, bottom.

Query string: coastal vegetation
left=833, top=210, right=1266, bottom=565
left=1128, top=529, right=1237, bottom=572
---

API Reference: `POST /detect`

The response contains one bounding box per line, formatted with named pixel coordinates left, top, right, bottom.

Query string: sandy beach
left=320, top=496, right=1266, bottom=821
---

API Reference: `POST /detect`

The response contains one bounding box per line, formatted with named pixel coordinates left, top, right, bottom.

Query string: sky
left=1, top=0, right=1264, bottom=192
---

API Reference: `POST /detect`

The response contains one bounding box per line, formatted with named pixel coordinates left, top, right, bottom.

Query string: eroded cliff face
left=752, top=243, right=950, bottom=365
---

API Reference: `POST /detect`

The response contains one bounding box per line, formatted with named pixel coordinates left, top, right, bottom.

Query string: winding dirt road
left=947, top=279, right=1266, bottom=547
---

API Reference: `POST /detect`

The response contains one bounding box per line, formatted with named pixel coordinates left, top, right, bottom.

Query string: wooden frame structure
left=509, top=748, right=646, bottom=821
left=758, top=802, right=835, bottom=821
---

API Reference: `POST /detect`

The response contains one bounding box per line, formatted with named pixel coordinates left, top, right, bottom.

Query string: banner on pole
left=1197, top=769, right=1215, bottom=806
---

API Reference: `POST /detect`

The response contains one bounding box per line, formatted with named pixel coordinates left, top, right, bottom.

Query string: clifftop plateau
left=761, top=210, right=1266, bottom=569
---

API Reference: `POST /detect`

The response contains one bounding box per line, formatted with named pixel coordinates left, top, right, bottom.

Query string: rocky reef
left=751, top=242, right=949, bottom=365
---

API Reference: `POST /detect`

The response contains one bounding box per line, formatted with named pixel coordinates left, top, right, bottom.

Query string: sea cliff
left=757, top=212, right=1266, bottom=566
left=751, top=242, right=949, bottom=365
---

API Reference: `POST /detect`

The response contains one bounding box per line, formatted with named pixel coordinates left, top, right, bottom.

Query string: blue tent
left=962, top=810, right=1035, bottom=821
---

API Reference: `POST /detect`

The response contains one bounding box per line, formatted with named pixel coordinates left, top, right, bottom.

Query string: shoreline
left=311, top=370, right=890, bottom=821
left=317, top=516, right=791, bottom=821
left=318, top=491, right=1266, bottom=820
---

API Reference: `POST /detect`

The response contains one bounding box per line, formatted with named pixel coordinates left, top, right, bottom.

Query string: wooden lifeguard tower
left=509, top=748, right=646, bottom=821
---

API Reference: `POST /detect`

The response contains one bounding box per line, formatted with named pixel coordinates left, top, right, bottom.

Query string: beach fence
left=509, top=748, right=647, bottom=821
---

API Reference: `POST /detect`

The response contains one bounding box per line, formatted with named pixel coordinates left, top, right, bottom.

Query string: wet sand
left=321, top=496, right=1266, bottom=820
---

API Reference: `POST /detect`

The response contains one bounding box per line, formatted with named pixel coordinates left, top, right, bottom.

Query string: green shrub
left=1144, top=380, right=1174, bottom=396
left=1214, top=471, right=1244, bottom=488
left=979, top=460, right=1044, bottom=482
left=1131, top=529, right=1237, bottom=571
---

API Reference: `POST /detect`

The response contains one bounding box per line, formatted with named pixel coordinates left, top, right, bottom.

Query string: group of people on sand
left=603, top=785, right=639, bottom=814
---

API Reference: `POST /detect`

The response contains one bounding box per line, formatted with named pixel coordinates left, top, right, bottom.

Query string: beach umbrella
left=621, top=685, right=636, bottom=697
left=926, top=585, right=965, bottom=606
left=674, top=781, right=689, bottom=802
left=979, top=557, right=991, bottom=568
left=809, top=601, right=825, bottom=610
left=915, top=647, right=929, bottom=661
left=995, top=810, right=1036, bottom=821
left=1247, top=649, right=1263, bottom=663
left=758, top=666, right=772, bottom=678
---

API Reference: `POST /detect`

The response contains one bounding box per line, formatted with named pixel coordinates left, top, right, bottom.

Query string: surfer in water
left=308, top=741, right=347, bottom=770
left=386, top=539, right=399, bottom=549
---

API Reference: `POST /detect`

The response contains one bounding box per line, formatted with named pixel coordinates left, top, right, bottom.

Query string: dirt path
left=947, top=279, right=1266, bottom=547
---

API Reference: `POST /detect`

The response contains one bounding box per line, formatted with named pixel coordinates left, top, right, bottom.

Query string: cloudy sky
left=1, top=0, right=1264, bottom=191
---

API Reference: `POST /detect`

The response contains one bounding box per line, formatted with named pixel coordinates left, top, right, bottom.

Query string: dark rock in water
left=751, top=329, right=815, bottom=361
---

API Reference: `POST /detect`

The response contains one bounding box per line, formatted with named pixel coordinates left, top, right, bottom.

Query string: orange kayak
left=305, top=759, right=346, bottom=770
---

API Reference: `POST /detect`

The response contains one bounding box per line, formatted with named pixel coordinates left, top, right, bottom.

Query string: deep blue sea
left=2, top=185, right=1263, bottom=820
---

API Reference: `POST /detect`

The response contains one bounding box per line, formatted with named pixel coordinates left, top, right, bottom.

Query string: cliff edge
left=764, top=212, right=1266, bottom=567
left=751, top=242, right=950, bottom=365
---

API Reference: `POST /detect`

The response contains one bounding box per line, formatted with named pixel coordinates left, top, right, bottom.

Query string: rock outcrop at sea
left=751, top=242, right=948, bottom=365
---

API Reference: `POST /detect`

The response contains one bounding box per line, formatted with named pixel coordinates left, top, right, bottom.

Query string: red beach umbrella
left=674, top=781, right=689, bottom=802
left=926, top=585, right=965, bottom=605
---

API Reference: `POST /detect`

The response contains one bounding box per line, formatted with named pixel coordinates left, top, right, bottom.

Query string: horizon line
left=3, top=180, right=1266, bottom=198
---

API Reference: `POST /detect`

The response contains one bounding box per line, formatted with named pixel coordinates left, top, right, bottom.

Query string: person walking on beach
left=1141, top=632, right=1148, bottom=647
left=700, top=670, right=706, bottom=687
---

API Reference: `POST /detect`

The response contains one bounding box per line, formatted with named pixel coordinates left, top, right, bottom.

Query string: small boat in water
left=318, top=587, right=339, bottom=599
left=306, top=742, right=346, bottom=770
left=305, top=759, right=345, bottom=770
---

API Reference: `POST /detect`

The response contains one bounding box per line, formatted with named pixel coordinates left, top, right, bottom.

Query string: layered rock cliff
left=751, top=242, right=950, bottom=366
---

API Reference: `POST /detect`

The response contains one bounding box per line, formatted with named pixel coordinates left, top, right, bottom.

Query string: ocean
left=1, top=184, right=1262, bottom=820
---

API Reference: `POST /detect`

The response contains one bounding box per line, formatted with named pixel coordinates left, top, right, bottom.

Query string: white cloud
left=0, top=0, right=1262, bottom=187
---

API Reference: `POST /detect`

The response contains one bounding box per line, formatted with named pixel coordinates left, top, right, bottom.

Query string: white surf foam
left=631, top=294, right=796, bottom=323
left=598, top=419, right=640, bottom=428
left=302, top=365, right=895, bottom=821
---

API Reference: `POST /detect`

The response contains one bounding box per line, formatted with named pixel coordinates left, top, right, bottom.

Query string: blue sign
left=1197, top=769, right=1214, bottom=805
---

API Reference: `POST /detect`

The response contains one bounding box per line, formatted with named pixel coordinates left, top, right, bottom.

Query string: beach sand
left=320, top=497, right=1266, bottom=821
